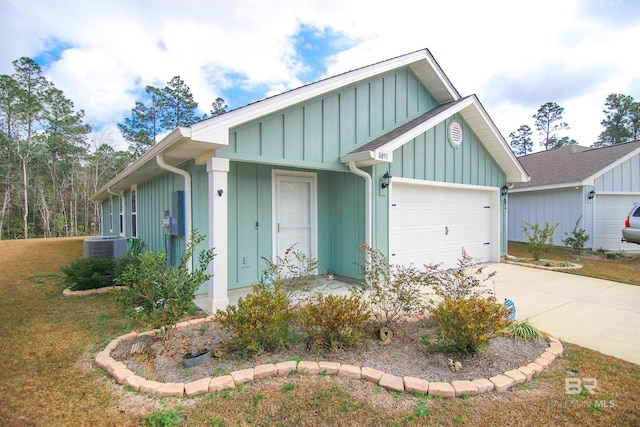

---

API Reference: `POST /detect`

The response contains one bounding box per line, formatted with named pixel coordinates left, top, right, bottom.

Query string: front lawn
left=508, top=241, right=640, bottom=286
left=0, top=238, right=638, bottom=426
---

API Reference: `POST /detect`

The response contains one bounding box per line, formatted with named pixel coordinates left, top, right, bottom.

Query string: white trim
left=391, top=176, right=499, bottom=192
left=130, top=185, right=138, bottom=238
left=271, top=170, right=318, bottom=263
left=119, top=195, right=126, bottom=237
left=205, top=156, right=230, bottom=311
left=510, top=182, right=585, bottom=193
left=108, top=197, right=113, bottom=233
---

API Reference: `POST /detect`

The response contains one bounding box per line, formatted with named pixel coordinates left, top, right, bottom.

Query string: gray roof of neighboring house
left=513, top=140, right=640, bottom=189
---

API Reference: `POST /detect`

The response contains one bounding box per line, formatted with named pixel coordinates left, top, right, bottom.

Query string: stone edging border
left=94, top=317, right=563, bottom=399
left=502, top=259, right=583, bottom=271
left=63, top=286, right=126, bottom=297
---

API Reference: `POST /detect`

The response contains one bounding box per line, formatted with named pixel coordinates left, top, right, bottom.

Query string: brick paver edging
left=95, top=317, right=563, bottom=398
left=63, top=286, right=126, bottom=297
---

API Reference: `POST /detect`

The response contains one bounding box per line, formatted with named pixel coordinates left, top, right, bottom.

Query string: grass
left=0, top=238, right=639, bottom=426
left=508, top=241, right=640, bottom=286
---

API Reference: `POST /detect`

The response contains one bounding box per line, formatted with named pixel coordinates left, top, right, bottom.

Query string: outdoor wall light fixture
left=217, top=189, right=224, bottom=197
left=588, top=189, right=596, bottom=200
left=501, top=184, right=509, bottom=197
left=381, top=172, right=392, bottom=189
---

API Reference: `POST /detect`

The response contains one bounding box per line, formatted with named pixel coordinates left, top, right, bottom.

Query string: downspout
left=156, top=154, right=193, bottom=272
left=348, top=161, right=372, bottom=246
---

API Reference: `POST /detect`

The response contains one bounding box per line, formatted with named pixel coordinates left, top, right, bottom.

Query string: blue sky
left=1, top=0, right=640, bottom=151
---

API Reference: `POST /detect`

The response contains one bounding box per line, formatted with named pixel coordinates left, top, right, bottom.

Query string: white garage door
left=389, top=181, right=500, bottom=269
left=593, top=194, right=639, bottom=251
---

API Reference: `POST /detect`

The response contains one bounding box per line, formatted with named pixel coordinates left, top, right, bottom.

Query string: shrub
left=428, top=248, right=495, bottom=302
left=356, top=244, right=432, bottom=325
left=115, top=230, right=214, bottom=340
left=262, top=244, right=321, bottom=305
left=522, top=221, right=559, bottom=260
left=61, top=256, right=115, bottom=290
left=297, top=292, right=370, bottom=351
left=561, top=216, right=590, bottom=254
left=505, top=320, right=544, bottom=341
left=428, top=296, right=510, bottom=353
left=214, top=283, right=292, bottom=356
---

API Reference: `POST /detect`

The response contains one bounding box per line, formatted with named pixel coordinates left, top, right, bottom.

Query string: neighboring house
left=93, top=48, right=528, bottom=312
left=508, top=140, right=640, bottom=252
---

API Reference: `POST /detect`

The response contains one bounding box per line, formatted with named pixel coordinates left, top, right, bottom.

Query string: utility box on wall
left=170, top=190, right=185, bottom=236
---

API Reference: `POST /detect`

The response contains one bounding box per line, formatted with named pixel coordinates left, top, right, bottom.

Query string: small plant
left=141, top=409, right=184, bottom=427
left=115, top=230, right=214, bottom=340
left=356, top=244, right=432, bottom=325
left=415, top=397, right=430, bottom=417
left=428, top=296, right=510, bottom=354
left=61, top=256, right=115, bottom=290
left=562, top=216, right=590, bottom=254
left=280, top=382, right=296, bottom=392
left=214, top=282, right=291, bottom=356
left=506, top=320, right=544, bottom=341
left=297, top=291, right=370, bottom=351
left=428, top=249, right=495, bottom=302
left=262, top=244, right=321, bottom=304
left=522, top=221, right=559, bottom=260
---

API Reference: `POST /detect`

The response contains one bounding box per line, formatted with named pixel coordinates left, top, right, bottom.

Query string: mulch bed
left=111, top=317, right=549, bottom=384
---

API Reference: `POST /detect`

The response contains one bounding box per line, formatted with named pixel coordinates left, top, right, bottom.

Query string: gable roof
left=94, top=48, right=527, bottom=201
left=340, top=95, right=529, bottom=183
left=512, top=140, right=640, bottom=191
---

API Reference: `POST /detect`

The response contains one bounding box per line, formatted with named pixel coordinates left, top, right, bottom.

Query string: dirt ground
left=111, top=317, right=549, bottom=384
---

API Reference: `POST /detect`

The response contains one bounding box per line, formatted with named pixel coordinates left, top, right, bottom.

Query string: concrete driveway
left=490, top=263, right=640, bottom=365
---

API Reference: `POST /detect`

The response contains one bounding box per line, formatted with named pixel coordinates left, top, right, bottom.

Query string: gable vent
left=449, top=121, right=463, bottom=147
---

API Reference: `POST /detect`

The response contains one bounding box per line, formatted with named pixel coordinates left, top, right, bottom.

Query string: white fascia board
left=509, top=182, right=585, bottom=193
left=459, top=99, right=529, bottom=184
left=340, top=150, right=393, bottom=166
left=191, top=49, right=458, bottom=144
left=93, top=127, right=191, bottom=200
left=381, top=97, right=476, bottom=155
left=582, top=147, right=640, bottom=185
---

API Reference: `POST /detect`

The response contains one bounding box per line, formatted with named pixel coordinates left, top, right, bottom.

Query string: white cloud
left=1, top=0, right=639, bottom=151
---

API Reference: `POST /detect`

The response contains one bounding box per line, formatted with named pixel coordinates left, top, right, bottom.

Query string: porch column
left=207, top=157, right=229, bottom=312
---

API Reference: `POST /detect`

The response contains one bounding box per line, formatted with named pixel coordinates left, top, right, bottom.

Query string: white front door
left=273, top=172, right=317, bottom=261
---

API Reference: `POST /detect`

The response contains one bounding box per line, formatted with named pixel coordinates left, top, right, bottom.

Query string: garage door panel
left=594, top=195, right=639, bottom=251
left=390, top=182, right=497, bottom=269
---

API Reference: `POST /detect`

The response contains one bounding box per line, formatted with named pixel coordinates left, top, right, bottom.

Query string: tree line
left=0, top=56, right=225, bottom=239
left=509, top=94, right=640, bottom=156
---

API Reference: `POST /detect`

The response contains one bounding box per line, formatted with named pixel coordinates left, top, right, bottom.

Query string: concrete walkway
left=490, top=263, right=640, bottom=365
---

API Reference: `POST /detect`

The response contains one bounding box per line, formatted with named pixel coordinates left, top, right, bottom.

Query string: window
left=131, top=188, right=138, bottom=238
left=109, top=198, right=113, bottom=233
left=119, top=196, right=125, bottom=236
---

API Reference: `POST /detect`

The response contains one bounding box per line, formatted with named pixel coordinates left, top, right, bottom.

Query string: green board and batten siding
left=372, top=115, right=507, bottom=257
left=217, top=67, right=436, bottom=288
left=226, top=162, right=365, bottom=289
left=101, top=162, right=211, bottom=294
left=102, top=64, right=509, bottom=292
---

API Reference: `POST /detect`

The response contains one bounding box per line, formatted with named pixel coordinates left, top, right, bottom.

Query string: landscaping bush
left=214, top=283, right=292, bottom=356
left=561, top=216, right=590, bottom=254
left=261, top=244, right=321, bottom=304
left=424, top=249, right=508, bottom=353
left=114, top=230, right=214, bottom=340
left=356, top=243, right=432, bottom=325
left=297, top=291, right=370, bottom=351
left=61, top=256, right=115, bottom=290
left=428, top=296, right=510, bottom=353
left=522, top=221, right=559, bottom=260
